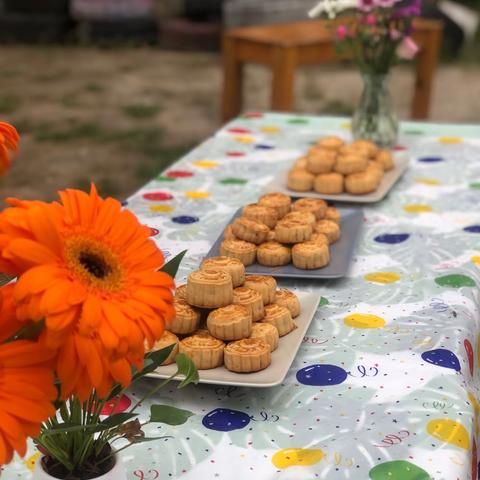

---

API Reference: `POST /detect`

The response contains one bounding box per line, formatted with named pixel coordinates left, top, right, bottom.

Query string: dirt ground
left=0, top=46, right=478, bottom=202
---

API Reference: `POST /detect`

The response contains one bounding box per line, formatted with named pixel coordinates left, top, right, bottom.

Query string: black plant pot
left=3, top=0, right=69, bottom=15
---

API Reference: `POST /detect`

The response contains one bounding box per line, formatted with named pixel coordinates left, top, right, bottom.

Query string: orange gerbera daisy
left=0, top=122, right=19, bottom=176
left=0, top=291, right=57, bottom=465
left=0, top=185, right=175, bottom=400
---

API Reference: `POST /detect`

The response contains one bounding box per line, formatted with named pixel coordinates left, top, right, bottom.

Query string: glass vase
left=352, top=73, right=399, bottom=149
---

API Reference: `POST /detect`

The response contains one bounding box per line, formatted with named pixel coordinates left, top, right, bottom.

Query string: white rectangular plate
left=266, top=155, right=409, bottom=203
left=148, top=291, right=321, bottom=388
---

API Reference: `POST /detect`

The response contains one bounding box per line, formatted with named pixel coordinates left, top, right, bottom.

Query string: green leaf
left=175, top=353, right=199, bottom=388
left=143, top=345, right=175, bottom=373
left=149, top=405, right=194, bottom=425
left=5, top=319, right=45, bottom=343
left=40, top=423, right=111, bottom=436
left=160, top=250, right=187, bottom=278
left=100, top=413, right=138, bottom=428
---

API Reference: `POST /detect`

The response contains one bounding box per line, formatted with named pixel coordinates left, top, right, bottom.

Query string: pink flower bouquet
left=309, top=0, right=421, bottom=73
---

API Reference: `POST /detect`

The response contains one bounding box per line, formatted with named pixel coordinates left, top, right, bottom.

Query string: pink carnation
left=364, top=14, right=377, bottom=25
left=336, top=24, right=349, bottom=40
left=396, top=36, right=419, bottom=60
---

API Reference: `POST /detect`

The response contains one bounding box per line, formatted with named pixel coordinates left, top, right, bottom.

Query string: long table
left=5, top=114, right=480, bottom=480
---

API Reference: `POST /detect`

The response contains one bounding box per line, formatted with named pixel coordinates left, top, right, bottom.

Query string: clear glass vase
left=352, top=73, right=399, bottom=149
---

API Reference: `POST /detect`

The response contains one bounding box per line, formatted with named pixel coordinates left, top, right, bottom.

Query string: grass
left=61, top=93, right=82, bottom=108
left=122, top=104, right=162, bottom=119
left=35, top=122, right=106, bottom=142
left=33, top=120, right=184, bottom=181
left=84, top=82, right=105, bottom=93
left=135, top=144, right=193, bottom=181
left=0, top=94, right=21, bottom=114
left=73, top=175, right=120, bottom=198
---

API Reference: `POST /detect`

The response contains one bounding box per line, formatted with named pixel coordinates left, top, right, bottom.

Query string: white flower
left=308, top=0, right=359, bottom=19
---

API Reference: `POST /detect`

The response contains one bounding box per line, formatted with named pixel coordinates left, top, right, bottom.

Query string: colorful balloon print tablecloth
left=4, top=113, right=480, bottom=480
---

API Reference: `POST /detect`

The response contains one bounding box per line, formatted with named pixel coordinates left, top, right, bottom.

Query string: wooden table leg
left=221, top=36, right=244, bottom=123
left=271, top=46, right=297, bottom=112
left=411, top=26, right=443, bottom=120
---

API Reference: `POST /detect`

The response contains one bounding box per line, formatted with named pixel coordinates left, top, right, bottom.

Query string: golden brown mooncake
left=220, top=239, right=257, bottom=266
left=207, top=304, right=252, bottom=341
left=292, top=241, right=330, bottom=270
left=314, top=219, right=341, bottom=244
left=232, top=217, right=270, bottom=245
left=250, top=322, right=279, bottom=352
left=242, top=203, right=278, bottom=229
left=201, top=256, right=246, bottom=288
left=274, top=218, right=312, bottom=244
left=169, top=299, right=202, bottom=335
left=243, top=275, right=277, bottom=305
left=262, top=304, right=296, bottom=336
left=186, top=269, right=233, bottom=308
left=313, top=173, right=344, bottom=195
left=287, top=169, right=315, bottom=192
left=224, top=338, right=271, bottom=373
left=179, top=332, right=225, bottom=370
left=256, top=242, right=291, bottom=267
left=258, top=192, right=292, bottom=219
left=292, top=198, right=328, bottom=220
left=274, top=289, right=301, bottom=318
left=233, top=287, right=265, bottom=322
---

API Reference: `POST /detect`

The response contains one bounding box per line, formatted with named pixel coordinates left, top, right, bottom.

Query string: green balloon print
left=434, top=274, right=476, bottom=288
left=369, top=461, right=431, bottom=480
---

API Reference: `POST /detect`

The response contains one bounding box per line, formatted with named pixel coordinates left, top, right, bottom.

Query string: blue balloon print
left=421, top=349, right=461, bottom=372
left=418, top=156, right=444, bottom=163
left=172, top=215, right=199, bottom=225
left=296, top=364, right=348, bottom=386
left=374, top=233, right=410, bottom=244
left=121, top=200, right=128, bottom=207
left=464, top=225, right=480, bottom=233
left=255, top=144, right=275, bottom=150
left=202, top=408, right=251, bottom=432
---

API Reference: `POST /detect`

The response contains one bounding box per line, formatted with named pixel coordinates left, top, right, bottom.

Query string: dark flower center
left=79, top=251, right=111, bottom=279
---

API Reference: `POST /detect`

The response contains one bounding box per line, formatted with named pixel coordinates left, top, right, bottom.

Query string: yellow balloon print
left=468, top=392, right=480, bottom=436
left=403, top=204, right=433, bottom=214
left=340, top=122, right=351, bottom=130
left=149, top=205, right=175, bottom=214
left=415, top=178, right=441, bottom=186
left=344, top=314, right=386, bottom=329
left=364, top=272, right=401, bottom=284
left=438, top=136, right=463, bottom=144
left=471, top=256, right=480, bottom=266
left=24, top=452, right=41, bottom=472
left=427, top=419, right=470, bottom=450
left=234, top=135, right=255, bottom=143
left=272, top=448, right=324, bottom=469
left=185, top=191, right=210, bottom=199
left=192, top=160, right=219, bottom=169
left=261, top=126, right=281, bottom=134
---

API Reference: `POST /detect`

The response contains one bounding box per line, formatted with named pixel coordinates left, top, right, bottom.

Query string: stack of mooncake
left=220, top=192, right=341, bottom=270
left=149, top=257, right=301, bottom=374
left=287, top=136, right=395, bottom=195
